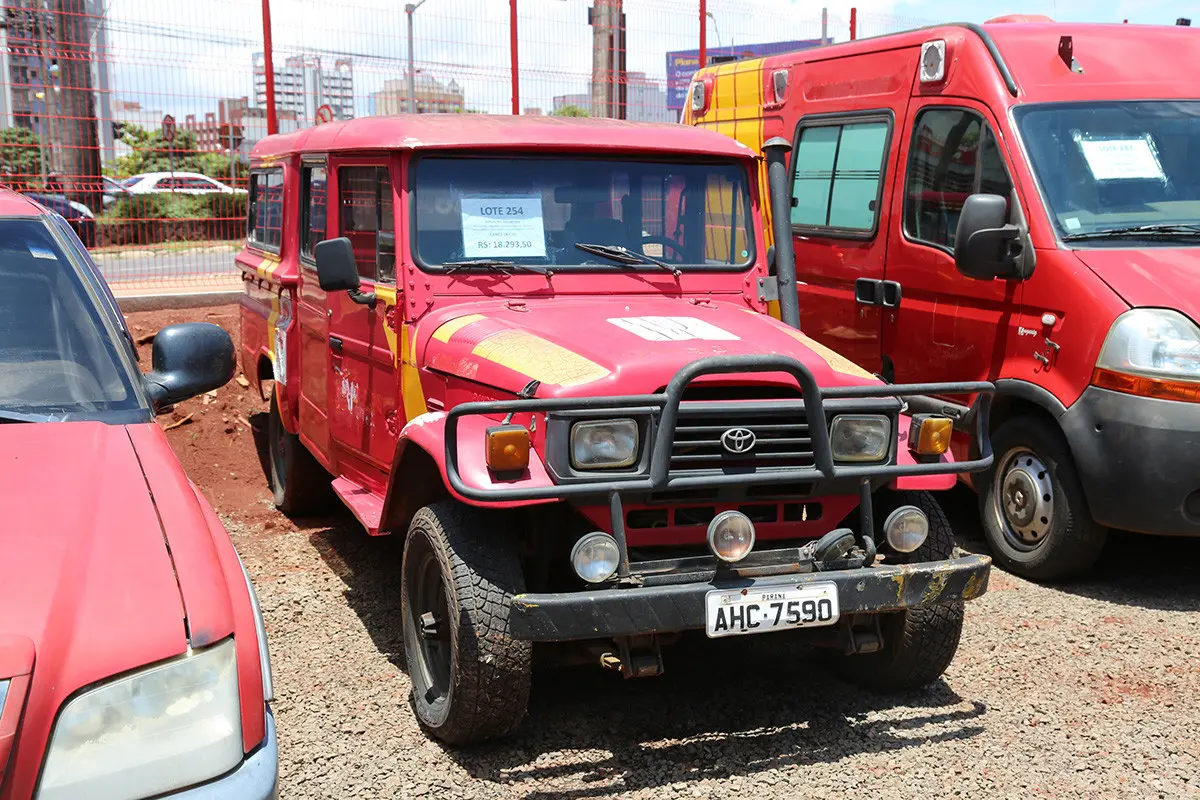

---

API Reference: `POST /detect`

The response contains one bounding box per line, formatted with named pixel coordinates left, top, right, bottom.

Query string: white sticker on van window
left=461, top=197, right=547, bottom=258
left=1077, top=137, right=1165, bottom=181
left=28, top=246, right=56, bottom=260
left=607, top=316, right=740, bottom=342
left=1063, top=217, right=1081, bottom=231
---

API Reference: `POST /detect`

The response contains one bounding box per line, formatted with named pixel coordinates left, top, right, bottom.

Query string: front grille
left=670, top=405, right=815, bottom=474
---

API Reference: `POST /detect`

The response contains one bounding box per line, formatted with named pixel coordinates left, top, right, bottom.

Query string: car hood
left=1073, top=248, right=1200, bottom=324
left=0, top=421, right=232, bottom=787
left=416, top=295, right=881, bottom=397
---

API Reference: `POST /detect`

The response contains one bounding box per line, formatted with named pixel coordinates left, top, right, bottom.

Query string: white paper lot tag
left=461, top=197, right=547, bottom=258
left=1078, top=137, right=1165, bottom=182
left=607, top=316, right=740, bottom=342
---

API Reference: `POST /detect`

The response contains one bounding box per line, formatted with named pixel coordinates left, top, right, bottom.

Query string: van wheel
left=267, top=392, right=333, bottom=515
left=401, top=502, right=531, bottom=745
left=980, top=415, right=1107, bottom=581
left=836, top=490, right=965, bottom=691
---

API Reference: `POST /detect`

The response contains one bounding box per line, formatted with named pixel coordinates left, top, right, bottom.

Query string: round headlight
left=707, top=511, right=756, bottom=563
left=884, top=505, right=929, bottom=553
left=570, top=532, right=621, bottom=583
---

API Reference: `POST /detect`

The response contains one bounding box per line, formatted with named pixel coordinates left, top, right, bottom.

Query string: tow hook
left=602, top=635, right=664, bottom=678
left=842, top=615, right=884, bottom=655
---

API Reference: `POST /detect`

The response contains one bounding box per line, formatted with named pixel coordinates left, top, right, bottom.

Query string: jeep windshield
left=1015, top=100, right=1200, bottom=245
left=0, top=218, right=145, bottom=421
left=412, top=155, right=755, bottom=271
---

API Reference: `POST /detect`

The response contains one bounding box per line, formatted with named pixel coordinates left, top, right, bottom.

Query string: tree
left=551, top=104, right=591, bottom=118
left=0, top=127, right=43, bottom=190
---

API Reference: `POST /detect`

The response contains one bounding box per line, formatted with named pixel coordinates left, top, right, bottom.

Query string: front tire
left=267, top=392, right=333, bottom=515
left=979, top=415, right=1107, bottom=581
left=837, top=490, right=965, bottom=692
left=401, top=502, right=531, bottom=745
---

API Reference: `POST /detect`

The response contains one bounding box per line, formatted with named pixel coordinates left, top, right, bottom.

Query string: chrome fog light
left=884, top=505, right=929, bottom=553
left=707, top=511, right=756, bottom=563
left=570, top=532, right=621, bottom=583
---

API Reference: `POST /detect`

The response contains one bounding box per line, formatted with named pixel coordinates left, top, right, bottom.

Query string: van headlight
left=38, top=639, right=243, bottom=800
left=570, top=419, right=639, bottom=469
left=830, top=414, right=891, bottom=462
left=1097, top=309, right=1200, bottom=381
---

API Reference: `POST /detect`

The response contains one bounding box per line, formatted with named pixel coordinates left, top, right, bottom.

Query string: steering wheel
left=640, top=234, right=686, bottom=259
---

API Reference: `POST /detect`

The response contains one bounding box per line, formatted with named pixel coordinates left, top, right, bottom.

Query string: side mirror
left=144, top=323, right=235, bottom=412
left=766, top=244, right=777, bottom=276
left=314, top=237, right=376, bottom=308
left=954, top=193, right=1025, bottom=281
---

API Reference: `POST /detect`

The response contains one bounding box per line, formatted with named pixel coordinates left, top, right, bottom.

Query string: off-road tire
left=838, top=490, right=965, bottom=692
left=401, top=502, right=531, bottom=745
left=267, top=393, right=333, bottom=515
left=979, top=415, right=1107, bottom=581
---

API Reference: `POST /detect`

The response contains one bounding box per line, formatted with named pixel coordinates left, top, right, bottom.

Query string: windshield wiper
left=442, top=259, right=550, bottom=275
left=574, top=242, right=681, bottom=277
left=1063, top=223, right=1200, bottom=242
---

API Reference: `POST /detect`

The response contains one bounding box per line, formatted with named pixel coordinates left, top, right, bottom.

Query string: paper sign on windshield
left=461, top=197, right=547, bottom=258
left=1078, top=137, right=1165, bottom=182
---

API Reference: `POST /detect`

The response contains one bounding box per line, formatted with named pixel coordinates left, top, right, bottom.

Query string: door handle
left=855, top=278, right=902, bottom=308
left=881, top=281, right=902, bottom=309
left=329, top=335, right=343, bottom=353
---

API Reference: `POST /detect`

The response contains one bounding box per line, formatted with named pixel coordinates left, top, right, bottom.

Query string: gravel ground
left=126, top=306, right=1200, bottom=800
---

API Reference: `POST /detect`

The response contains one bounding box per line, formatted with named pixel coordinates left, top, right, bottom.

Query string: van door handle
left=329, top=335, right=343, bottom=353
left=855, top=278, right=882, bottom=306
left=881, top=280, right=902, bottom=309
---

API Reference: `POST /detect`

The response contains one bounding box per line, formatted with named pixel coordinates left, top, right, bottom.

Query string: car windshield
left=0, top=218, right=144, bottom=420
left=412, top=155, right=755, bottom=270
left=1015, top=101, right=1200, bottom=243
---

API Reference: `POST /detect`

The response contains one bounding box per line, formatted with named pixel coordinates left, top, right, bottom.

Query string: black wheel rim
left=406, top=537, right=452, bottom=706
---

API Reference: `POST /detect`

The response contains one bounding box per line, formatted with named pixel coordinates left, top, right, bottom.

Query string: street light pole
left=705, top=10, right=723, bottom=48
left=405, top=0, right=428, bottom=114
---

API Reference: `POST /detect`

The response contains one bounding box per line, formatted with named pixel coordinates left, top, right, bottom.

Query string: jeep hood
left=1073, top=248, right=1200, bottom=324
left=417, top=296, right=880, bottom=397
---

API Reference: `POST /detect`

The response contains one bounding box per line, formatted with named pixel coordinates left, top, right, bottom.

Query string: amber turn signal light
left=485, top=424, right=530, bottom=472
left=908, top=414, right=953, bottom=457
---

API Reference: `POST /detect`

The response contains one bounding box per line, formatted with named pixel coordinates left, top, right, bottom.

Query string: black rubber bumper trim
left=509, top=554, right=991, bottom=641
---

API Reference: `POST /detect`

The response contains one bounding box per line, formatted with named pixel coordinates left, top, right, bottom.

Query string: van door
left=882, top=101, right=1023, bottom=391
left=296, top=160, right=331, bottom=461
left=325, top=158, right=399, bottom=481
left=788, top=112, right=896, bottom=374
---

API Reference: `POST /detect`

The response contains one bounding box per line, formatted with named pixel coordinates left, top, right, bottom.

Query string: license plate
left=704, top=583, right=840, bottom=638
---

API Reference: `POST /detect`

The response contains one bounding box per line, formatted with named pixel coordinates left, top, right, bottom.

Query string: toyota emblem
left=720, top=427, right=756, bottom=455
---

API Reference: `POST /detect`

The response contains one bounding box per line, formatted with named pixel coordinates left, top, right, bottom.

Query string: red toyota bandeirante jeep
left=238, top=114, right=994, bottom=744
left=686, top=18, right=1200, bottom=580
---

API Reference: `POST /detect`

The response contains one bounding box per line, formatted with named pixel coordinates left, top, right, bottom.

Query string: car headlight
left=1096, top=309, right=1200, bottom=382
left=570, top=419, right=639, bottom=469
left=38, top=639, right=243, bottom=800
left=829, top=414, right=891, bottom=462
left=67, top=200, right=94, bottom=219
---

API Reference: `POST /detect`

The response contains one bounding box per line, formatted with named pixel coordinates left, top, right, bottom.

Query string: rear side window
left=338, top=166, right=395, bottom=283
left=248, top=169, right=284, bottom=252
left=300, top=164, right=328, bottom=261
left=904, top=107, right=1014, bottom=252
left=791, top=119, right=889, bottom=234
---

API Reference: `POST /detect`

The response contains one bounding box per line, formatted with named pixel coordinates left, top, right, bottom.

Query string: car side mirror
left=954, top=193, right=1026, bottom=281
left=143, top=323, right=236, bottom=412
left=315, top=237, right=376, bottom=308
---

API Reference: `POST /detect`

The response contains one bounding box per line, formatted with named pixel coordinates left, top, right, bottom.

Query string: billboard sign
left=665, top=39, right=826, bottom=110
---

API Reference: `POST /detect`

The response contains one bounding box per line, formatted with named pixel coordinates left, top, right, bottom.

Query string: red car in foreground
left=0, top=190, right=277, bottom=799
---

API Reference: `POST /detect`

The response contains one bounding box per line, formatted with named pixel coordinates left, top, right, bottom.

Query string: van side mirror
left=315, top=237, right=376, bottom=308
left=143, top=323, right=236, bottom=412
left=954, top=193, right=1026, bottom=281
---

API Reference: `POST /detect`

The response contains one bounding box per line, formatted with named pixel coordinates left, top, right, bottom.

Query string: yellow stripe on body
left=399, top=322, right=428, bottom=422
left=265, top=291, right=280, bottom=362
left=780, top=326, right=876, bottom=381
left=431, top=313, right=486, bottom=343
left=471, top=329, right=610, bottom=388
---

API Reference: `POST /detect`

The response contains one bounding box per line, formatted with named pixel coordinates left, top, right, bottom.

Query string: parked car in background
left=123, top=171, right=246, bottom=195
left=0, top=188, right=278, bottom=799
left=102, top=174, right=129, bottom=209
left=23, top=192, right=96, bottom=248
left=686, top=18, right=1200, bottom=581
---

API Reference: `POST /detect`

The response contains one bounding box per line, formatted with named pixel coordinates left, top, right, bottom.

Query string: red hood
left=417, top=296, right=880, bottom=396
left=0, top=421, right=235, bottom=792
left=1073, top=248, right=1200, bottom=324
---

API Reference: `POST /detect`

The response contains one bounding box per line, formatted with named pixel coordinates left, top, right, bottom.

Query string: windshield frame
left=1012, top=99, right=1200, bottom=249
left=408, top=151, right=759, bottom=274
left=0, top=214, right=152, bottom=423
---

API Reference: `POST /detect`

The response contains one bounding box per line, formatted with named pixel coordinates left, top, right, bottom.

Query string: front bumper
left=173, top=707, right=278, bottom=800
left=1061, top=386, right=1200, bottom=536
left=509, top=554, right=991, bottom=641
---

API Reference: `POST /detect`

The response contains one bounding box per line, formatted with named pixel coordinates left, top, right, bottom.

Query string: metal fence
left=0, top=0, right=930, bottom=291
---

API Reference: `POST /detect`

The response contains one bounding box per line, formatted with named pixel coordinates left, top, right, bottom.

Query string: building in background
left=252, top=53, right=353, bottom=125
left=552, top=73, right=669, bottom=122
left=371, top=74, right=464, bottom=115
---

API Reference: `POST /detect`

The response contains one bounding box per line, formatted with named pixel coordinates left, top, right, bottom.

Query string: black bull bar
left=443, top=355, right=994, bottom=638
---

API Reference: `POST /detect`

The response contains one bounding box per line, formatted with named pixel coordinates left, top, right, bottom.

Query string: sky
left=100, top=0, right=1197, bottom=122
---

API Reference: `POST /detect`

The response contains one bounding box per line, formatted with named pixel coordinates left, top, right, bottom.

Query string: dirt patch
left=124, top=303, right=286, bottom=528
